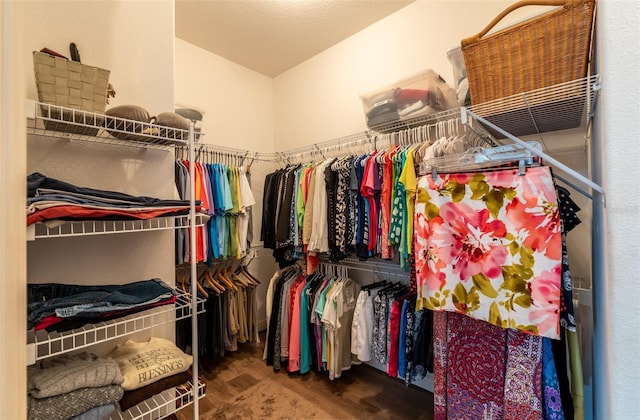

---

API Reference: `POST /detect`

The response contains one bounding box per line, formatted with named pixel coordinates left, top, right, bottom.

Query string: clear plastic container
left=447, top=46, right=469, bottom=106
left=360, top=69, right=457, bottom=128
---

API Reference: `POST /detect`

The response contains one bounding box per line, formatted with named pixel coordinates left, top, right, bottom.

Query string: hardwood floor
left=177, top=332, right=434, bottom=419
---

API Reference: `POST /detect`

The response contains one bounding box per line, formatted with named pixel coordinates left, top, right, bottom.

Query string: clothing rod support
left=187, top=121, right=199, bottom=419
left=462, top=108, right=606, bottom=206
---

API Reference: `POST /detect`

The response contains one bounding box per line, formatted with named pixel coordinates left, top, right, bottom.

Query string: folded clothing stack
left=27, top=352, right=124, bottom=420
left=108, top=337, right=193, bottom=411
left=26, top=172, right=201, bottom=226
left=27, top=278, right=176, bottom=331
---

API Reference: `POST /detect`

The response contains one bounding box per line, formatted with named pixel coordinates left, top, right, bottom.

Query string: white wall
left=273, top=0, right=550, bottom=150
left=175, top=38, right=274, bottom=152
left=592, top=1, right=640, bottom=419
left=175, top=38, right=280, bottom=326
left=25, top=0, right=175, bottom=117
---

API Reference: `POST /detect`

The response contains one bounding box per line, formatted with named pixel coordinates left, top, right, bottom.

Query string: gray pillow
left=105, top=105, right=155, bottom=141
left=155, top=112, right=190, bottom=141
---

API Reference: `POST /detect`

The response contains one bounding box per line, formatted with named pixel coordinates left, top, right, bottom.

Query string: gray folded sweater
left=28, top=352, right=123, bottom=399
left=28, top=385, right=123, bottom=420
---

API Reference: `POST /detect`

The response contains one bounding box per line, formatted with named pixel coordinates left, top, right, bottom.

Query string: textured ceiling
left=175, top=0, right=414, bottom=77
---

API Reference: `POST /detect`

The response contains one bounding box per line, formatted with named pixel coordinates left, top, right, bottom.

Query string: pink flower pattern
left=415, top=166, right=562, bottom=339
left=435, top=202, right=508, bottom=281
left=527, top=266, right=562, bottom=338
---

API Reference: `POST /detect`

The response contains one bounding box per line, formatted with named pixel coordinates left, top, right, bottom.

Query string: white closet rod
left=255, top=132, right=374, bottom=163
left=462, top=108, right=606, bottom=206
left=183, top=115, right=486, bottom=165
left=178, top=144, right=252, bottom=165
left=256, top=115, right=494, bottom=164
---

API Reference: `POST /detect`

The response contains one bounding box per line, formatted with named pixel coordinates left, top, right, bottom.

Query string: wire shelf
left=28, top=214, right=208, bottom=240
left=107, top=379, right=206, bottom=420
left=251, top=76, right=600, bottom=163
left=26, top=100, right=203, bottom=149
left=26, top=290, right=206, bottom=365
left=468, top=75, right=600, bottom=138
left=369, top=108, right=463, bottom=133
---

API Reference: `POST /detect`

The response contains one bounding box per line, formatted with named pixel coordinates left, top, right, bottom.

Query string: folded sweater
left=28, top=385, right=123, bottom=420
left=28, top=352, right=123, bottom=399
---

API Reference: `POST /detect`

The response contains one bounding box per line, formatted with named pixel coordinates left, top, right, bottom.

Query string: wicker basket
left=33, top=51, right=110, bottom=135
left=460, top=0, right=596, bottom=106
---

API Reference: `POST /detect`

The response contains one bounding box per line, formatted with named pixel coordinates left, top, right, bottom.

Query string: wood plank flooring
left=177, top=332, right=434, bottom=419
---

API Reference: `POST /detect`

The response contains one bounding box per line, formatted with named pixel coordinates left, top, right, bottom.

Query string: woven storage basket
left=460, top=0, right=596, bottom=106
left=33, top=51, right=110, bottom=135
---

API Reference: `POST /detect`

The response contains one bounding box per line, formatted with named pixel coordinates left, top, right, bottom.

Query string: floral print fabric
left=415, top=166, right=562, bottom=339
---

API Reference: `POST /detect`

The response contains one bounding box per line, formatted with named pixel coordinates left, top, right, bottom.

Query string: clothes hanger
left=361, top=279, right=388, bottom=291
left=203, top=269, right=225, bottom=294
left=180, top=272, right=190, bottom=301
left=238, top=265, right=260, bottom=285
left=378, top=281, right=405, bottom=294
left=227, top=265, right=249, bottom=287
left=394, top=287, right=413, bottom=300
left=215, top=264, right=239, bottom=291
left=183, top=270, right=208, bottom=299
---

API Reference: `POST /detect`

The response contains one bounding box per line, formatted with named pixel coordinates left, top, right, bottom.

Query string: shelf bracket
left=461, top=108, right=606, bottom=207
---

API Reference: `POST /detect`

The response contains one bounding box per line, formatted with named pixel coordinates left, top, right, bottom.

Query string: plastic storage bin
left=447, top=47, right=469, bottom=106
left=360, top=69, right=457, bottom=129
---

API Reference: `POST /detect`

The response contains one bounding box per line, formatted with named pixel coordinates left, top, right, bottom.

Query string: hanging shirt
left=292, top=168, right=301, bottom=248
left=310, top=276, right=331, bottom=370
left=302, top=167, right=317, bottom=247
left=308, top=159, right=333, bottom=253
left=175, top=159, right=188, bottom=264
left=389, top=149, right=405, bottom=247
left=237, top=166, right=256, bottom=256
left=219, top=165, right=233, bottom=258
left=261, top=171, right=279, bottom=249
left=347, top=157, right=360, bottom=247
left=374, top=157, right=383, bottom=255
left=399, top=148, right=417, bottom=270
left=210, top=164, right=227, bottom=259
left=380, top=147, right=396, bottom=259
left=361, top=152, right=378, bottom=254
left=196, top=162, right=209, bottom=261
left=288, top=278, right=307, bottom=373
left=315, top=279, right=335, bottom=368
left=335, top=159, right=351, bottom=256
left=200, top=162, right=214, bottom=263
left=300, top=280, right=314, bottom=374
left=351, top=289, right=375, bottom=362
left=182, top=160, right=205, bottom=263
left=355, top=155, right=369, bottom=259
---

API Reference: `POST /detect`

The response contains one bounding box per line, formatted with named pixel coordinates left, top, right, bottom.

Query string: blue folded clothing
left=27, top=279, right=174, bottom=329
